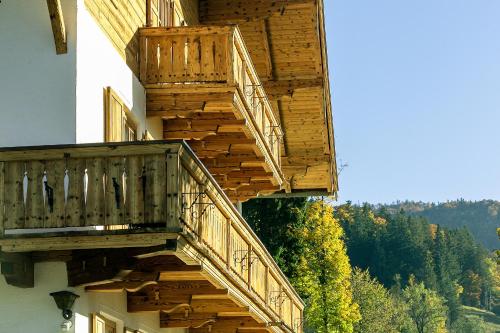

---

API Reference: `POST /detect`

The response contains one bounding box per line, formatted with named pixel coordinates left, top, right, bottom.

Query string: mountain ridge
left=378, top=199, right=499, bottom=250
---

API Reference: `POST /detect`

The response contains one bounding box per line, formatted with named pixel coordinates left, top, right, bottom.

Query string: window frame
left=104, top=87, right=138, bottom=143
left=93, top=313, right=117, bottom=333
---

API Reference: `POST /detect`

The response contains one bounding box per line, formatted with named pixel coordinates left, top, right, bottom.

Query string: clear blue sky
left=325, top=1, right=500, bottom=204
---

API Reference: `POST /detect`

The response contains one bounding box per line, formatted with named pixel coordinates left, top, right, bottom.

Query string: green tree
left=450, top=315, right=486, bottom=333
left=243, top=197, right=307, bottom=275
left=402, top=279, right=448, bottom=333
left=294, top=201, right=360, bottom=333
left=351, top=268, right=405, bottom=333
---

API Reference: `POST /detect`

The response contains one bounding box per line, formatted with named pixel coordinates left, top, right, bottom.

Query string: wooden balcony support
left=0, top=141, right=303, bottom=333
left=46, top=0, right=67, bottom=54
left=139, top=26, right=287, bottom=201
left=199, top=0, right=316, bottom=23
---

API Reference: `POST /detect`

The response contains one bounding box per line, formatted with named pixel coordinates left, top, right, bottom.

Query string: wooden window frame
left=147, top=0, right=174, bottom=27
left=93, top=314, right=117, bottom=333
left=104, top=87, right=138, bottom=143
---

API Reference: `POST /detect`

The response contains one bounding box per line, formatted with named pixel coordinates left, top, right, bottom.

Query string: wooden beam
left=0, top=252, right=34, bottom=288
left=199, top=0, right=316, bottom=23
left=161, top=312, right=218, bottom=329
left=0, top=232, right=179, bottom=253
left=263, top=79, right=324, bottom=99
left=161, top=313, right=266, bottom=330
left=46, top=0, right=67, bottom=54
left=128, top=296, right=246, bottom=313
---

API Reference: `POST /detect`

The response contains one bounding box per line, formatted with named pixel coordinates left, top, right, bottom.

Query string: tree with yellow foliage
left=293, top=200, right=360, bottom=333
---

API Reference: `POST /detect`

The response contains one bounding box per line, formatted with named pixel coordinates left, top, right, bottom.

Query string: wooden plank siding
left=83, top=0, right=199, bottom=77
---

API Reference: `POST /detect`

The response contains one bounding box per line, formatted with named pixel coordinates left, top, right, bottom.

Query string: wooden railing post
left=247, top=245, right=253, bottom=290
left=226, top=218, right=232, bottom=269
left=0, top=161, right=4, bottom=238
left=226, top=31, right=235, bottom=85
left=146, top=0, right=152, bottom=27
left=166, top=150, right=181, bottom=231
left=139, top=34, right=147, bottom=82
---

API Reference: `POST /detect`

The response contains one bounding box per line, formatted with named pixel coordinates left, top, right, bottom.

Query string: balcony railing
left=0, top=141, right=301, bottom=331
left=139, top=26, right=282, bottom=171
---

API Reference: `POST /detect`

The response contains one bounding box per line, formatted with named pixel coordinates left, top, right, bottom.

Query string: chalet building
left=0, top=1, right=336, bottom=332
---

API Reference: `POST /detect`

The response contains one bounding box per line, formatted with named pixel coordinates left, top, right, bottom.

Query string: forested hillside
left=243, top=198, right=500, bottom=333
left=382, top=200, right=500, bottom=250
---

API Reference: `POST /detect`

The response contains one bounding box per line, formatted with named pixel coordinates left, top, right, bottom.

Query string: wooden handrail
left=0, top=141, right=303, bottom=330
left=138, top=25, right=283, bottom=173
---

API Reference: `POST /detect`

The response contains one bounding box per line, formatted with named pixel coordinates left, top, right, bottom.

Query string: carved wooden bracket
left=46, top=0, right=67, bottom=54
left=0, top=252, right=34, bottom=288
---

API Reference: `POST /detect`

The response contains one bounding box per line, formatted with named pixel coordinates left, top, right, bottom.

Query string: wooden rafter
left=263, top=78, right=324, bottom=99
left=46, top=0, right=67, bottom=54
left=199, top=0, right=316, bottom=23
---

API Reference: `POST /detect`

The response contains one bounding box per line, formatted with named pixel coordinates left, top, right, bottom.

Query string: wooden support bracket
left=0, top=252, right=34, bottom=288
left=46, top=0, right=67, bottom=54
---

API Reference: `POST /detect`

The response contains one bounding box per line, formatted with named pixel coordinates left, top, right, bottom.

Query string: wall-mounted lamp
left=50, top=291, right=80, bottom=331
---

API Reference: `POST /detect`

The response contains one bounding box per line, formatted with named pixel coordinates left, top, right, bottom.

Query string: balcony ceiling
left=199, top=0, right=338, bottom=196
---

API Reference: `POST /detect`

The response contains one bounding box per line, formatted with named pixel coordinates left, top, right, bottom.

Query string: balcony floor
left=146, top=84, right=285, bottom=201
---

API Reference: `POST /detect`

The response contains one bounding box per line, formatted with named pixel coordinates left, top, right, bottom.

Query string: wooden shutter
left=148, top=0, right=174, bottom=27
left=104, top=87, right=137, bottom=142
left=93, top=314, right=116, bottom=333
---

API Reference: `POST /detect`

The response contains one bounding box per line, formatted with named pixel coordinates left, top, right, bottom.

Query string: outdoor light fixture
left=50, top=291, right=79, bottom=331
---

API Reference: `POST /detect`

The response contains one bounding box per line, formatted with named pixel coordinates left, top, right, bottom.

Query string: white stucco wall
left=75, top=0, right=152, bottom=143
left=0, top=0, right=77, bottom=147
left=0, top=262, right=185, bottom=333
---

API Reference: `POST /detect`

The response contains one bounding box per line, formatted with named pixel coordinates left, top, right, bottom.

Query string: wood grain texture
left=46, top=0, right=67, bottom=54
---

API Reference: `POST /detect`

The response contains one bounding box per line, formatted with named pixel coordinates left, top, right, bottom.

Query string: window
left=104, top=87, right=138, bottom=142
left=93, top=314, right=117, bottom=333
left=148, top=0, right=174, bottom=27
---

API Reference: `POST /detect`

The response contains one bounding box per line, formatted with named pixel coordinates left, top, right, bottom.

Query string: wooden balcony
left=139, top=26, right=286, bottom=201
left=0, top=141, right=303, bottom=333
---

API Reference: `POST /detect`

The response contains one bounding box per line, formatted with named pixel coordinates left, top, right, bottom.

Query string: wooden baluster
left=104, top=157, right=125, bottom=228
left=144, top=154, right=167, bottom=225
left=65, top=158, right=86, bottom=227
left=24, top=161, right=45, bottom=229
left=3, top=162, right=25, bottom=230
left=214, top=33, right=227, bottom=81
left=158, top=36, right=172, bottom=82
left=147, top=37, right=160, bottom=83
left=43, top=160, right=66, bottom=228
left=84, top=158, right=106, bottom=227
left=187, top=35, right=201, bottom=81
left=124, top=155, right=145, bottom=226
left=226, top=219, right=231, bottom=270
left=172, top=34, right=186, bottom=79
left=166, top=151, right=181, bottom=231
left=201, top=34, right=215, bottom=80
left=0, top=162, right=4, bottom=237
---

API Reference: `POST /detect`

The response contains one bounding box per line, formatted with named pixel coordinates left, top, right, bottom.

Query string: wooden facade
left=139, top=26, right=285, bottom=201
left=82, top=0, right=337, bottom=197
left=0, top=1, right=337, bottom=332
left=0, top=141, right=303, bottom=332
left=199, top=0, right=337, bottom=195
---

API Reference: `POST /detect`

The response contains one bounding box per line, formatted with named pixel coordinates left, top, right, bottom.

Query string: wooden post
left=0, top=252, right=34, bottom=288
left=46, top=0, right=67, bottom=54
left=226, top=31, right=235, bottom=85
left=166, top=150, right=181, bottom=231
left=225, top=219, right=232, bottom=271
left=139, top=34, right=148, bottom=82
left=264, top=265, right=269, bottom=305
left=247, top=245, right=252, bottom=290
left=146, top=0, right=152, bottom=27
left=0, top=162, right=4, bottom=238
